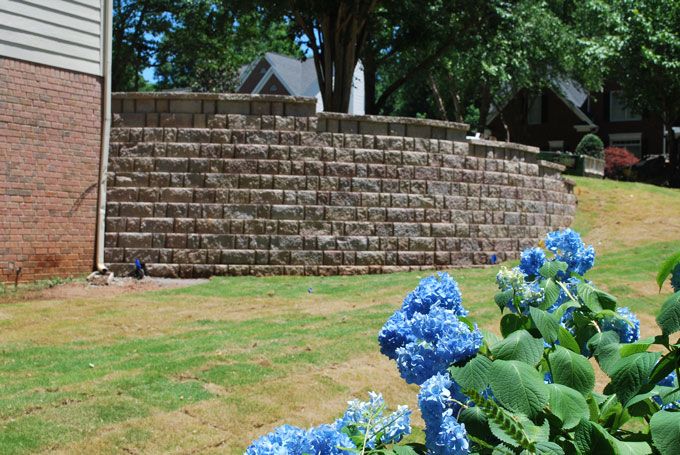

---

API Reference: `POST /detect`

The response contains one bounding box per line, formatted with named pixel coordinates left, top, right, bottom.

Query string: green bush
left=575, top=133, right=604, bottom=159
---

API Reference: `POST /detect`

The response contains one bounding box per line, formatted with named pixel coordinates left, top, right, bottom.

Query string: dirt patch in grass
left=0, top=277, right=208, bottom=306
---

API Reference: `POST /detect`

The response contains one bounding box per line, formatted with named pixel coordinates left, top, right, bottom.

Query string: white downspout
left=95, top=0, right=112, bottom=273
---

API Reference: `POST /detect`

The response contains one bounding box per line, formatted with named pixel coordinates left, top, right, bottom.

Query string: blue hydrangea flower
left=418, top=372, right=472, bottom=447
left=545, top=229, right=595, bottom=276
left=395, top=309, right=482, bottom=384
left=600, top=307, right=640, bottom=344
left=401, top=272, right=466, bottom=318
left=433, top=410, right=470, bottom=455
left=308, top=424, right=355, bottom=454
left=671, top=263, right=680, bottom=293
left=245, top=424, right=314, bottom=455
left=380, top=274, right=480, bottom=384
left=378, top=311, right=413, bottom=360
left=334, top=392, right=411, bottom=447
left=519, top=247, right=546, bottom=277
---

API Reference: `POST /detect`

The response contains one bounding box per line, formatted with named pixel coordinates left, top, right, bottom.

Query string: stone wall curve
left=104, top=93, right=576, bottom=277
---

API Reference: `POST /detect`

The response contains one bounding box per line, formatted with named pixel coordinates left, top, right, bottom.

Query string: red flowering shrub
left=605, top=146, right=639, bottom=179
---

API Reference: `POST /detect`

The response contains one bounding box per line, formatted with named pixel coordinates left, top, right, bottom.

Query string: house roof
left=486, top=78, right=596, bottom=128
left=238, top=52, right=319, bottom=97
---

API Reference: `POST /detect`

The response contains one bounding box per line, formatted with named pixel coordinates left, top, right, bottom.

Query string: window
left=527, top=94, right=542, bottom=125
left=609, top=132, right=642, bottom=157
left=610, top=91, right=641, bottom=122
left=548, top=140, right=564, bottom=152
left=269, top=84, right=278, bottom=92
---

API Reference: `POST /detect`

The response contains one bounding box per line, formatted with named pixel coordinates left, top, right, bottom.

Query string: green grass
left=1, top=178, right=680, bottom=453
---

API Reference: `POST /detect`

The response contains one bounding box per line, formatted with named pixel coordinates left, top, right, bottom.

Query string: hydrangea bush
left=248, top=230, right=680, bottom=454
left=246, top=393, right=412, bottom=454
left=377, top=229, right=680, bottom=454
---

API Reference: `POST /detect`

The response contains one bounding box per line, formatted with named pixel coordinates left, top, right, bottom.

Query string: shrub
left=605, top=146, right=640, bottom=179
left=575, top=133, right=604, bottom=159
left=249, top=231, right=680, bottom=454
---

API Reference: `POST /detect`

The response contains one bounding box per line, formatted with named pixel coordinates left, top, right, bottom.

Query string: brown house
left=487, top=79, right=675, bottom=158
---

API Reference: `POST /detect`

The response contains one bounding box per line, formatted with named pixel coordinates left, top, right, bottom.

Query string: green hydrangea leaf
left=491, top=330, right=544, bottom=365
left=656, top=291, right=680, bottom=335
left=649, top=351, right=679, bottom=385
left=557, top=326, right=580, bottom=353
left=607, top=351, right=660, bottom=406
left=595, top=289, right=618, bottom=311
left=549, top=345, right=595, bottom=395
left=539, top=260, right=567, bottom=279
left=577, top=282, right=602, bottom=313
left=614, top=439, right=653, bottom=455
left=492, top=443, right=516, bottom=455
left=489, top=360, right=550, bottom=418
left=500, top=313, right=525, bottom=338
left=619, top=340, right=652, bottom=358
left=656, top=251, right=680, bottom=290
left=651, top=410, right=680, bottom=455
left=525, top=441, right=565, bottom=455
left=541, top=278, right=561, bottom=310
left=391, top=445, right=420, bottom=455
left=529, top=307, right=560, bottom=343
left=588, top=331, right=621, bottom=376
left=547, top=383, right=589, bottom=429
left=495, top=289, right=514, bottom=311
left=574, top=419, right=619, bottom=454
left=459, top=406, right=494, bottom=443
left=449, top=355, right=492, bottom=393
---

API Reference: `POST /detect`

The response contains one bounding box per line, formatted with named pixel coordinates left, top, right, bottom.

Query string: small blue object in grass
left=489, top=254, right=498, bottom=265
left=308, top=287, right=313, bottom=294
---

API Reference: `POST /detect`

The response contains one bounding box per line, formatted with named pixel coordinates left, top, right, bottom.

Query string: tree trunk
left=363, top=50, right=377, bottom=114
left=667, top=122, right=680, bottom=187
left=478, top=85, right=490, bottom=135
left=443, top=73, right=463, bottom=123
left=492, top=100, right=510, bottom=142
left=295, top=1, right=376, bottom=113
left=428, top=74, right=448, bottom=120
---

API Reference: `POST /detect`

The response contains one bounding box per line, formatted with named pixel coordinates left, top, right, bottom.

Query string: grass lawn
left=1, top=177, right=680, bottom=454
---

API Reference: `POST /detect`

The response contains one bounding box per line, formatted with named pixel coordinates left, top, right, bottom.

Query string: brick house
left=0, top=1, right=112, bottom=283
left=487, top=79, right=677, bottom=158
left=237, top=52, right=365, bottom=115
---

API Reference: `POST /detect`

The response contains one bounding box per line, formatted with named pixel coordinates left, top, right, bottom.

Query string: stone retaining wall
left=105, top=93, right=576, bottom=278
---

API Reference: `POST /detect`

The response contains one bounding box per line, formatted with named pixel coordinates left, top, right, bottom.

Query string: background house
left=237, top=52, right=365, bottom=115
left=487, top=79, right=673, bottom=158
left=0, top=1, right=111, bottom=283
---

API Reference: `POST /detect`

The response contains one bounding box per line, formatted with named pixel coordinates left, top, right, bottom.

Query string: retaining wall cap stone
left=538, top=159, right=567, bottom=172
left=111, top=92, right=317, bottom=104
left=468, top=138, right=540, bottom=154
left=318, top=111, right=469, bottom=131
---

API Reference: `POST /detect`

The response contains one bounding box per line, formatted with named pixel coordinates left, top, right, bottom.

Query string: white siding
left=0, top=0, right=103, bottom=75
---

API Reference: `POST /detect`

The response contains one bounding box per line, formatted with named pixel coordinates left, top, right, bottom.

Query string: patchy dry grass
left=1, top=178, right=679, bottom=454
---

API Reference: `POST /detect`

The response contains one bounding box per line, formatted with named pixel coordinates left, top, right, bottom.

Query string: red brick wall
left=0, top=57, right=102, bottom=283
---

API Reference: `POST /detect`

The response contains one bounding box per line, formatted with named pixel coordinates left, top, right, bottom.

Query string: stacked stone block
left=105, top=93, right=576, bottom=277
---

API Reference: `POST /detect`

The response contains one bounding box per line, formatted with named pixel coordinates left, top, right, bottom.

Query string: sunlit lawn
left=1, top=177, right=679, bottom=454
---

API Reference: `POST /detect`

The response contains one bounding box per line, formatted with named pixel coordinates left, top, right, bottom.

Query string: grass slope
left=0, top=178, right=679, bottom=454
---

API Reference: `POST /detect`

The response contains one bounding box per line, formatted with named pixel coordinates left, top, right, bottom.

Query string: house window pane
left=548, top=140, right=564, bottom=152
left=610, top=133, right=642, bottom=157
left=610, top=91, right=641, bottom=122
left=528, top=94, right=542, bottom=125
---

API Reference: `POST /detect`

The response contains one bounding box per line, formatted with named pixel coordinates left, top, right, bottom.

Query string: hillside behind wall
left=105, top=93, right=576, bottom=278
